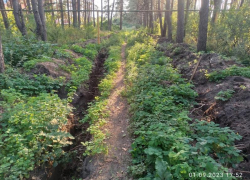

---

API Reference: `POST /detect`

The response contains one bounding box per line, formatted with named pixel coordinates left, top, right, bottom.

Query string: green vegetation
left=0, top=92, right=73, bottom=180
left=23, top=57, right=52, bottom=70
left=125, top=32, right=242, bottom=179
left=215, top=90, right=235, bottom=102
left=3, top=37, right=53, bottom=66
left=0, top=68, right=63, bottom=96
left=207, top=65, right=250, bottom=81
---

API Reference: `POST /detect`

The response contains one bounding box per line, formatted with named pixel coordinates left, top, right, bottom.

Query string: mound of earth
left=30, top=58, right=70, bottom=79
left=157, top=37, right=250, bottom=178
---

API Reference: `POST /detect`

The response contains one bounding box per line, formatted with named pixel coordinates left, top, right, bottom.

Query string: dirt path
left=83, top=44, right=132, bottom=180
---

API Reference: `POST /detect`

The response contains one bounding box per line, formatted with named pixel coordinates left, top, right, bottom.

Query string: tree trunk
left=197, top=0, right=209, bottom=52
left=120, top=0, right=123, bottom=30
left=67, top=0, right=71, bottom=26
left=149, top=0, right=153, bottom=32
left=158, top=0, right=163, bottom=36
left=93, top=0, right=95, bottom=26
left=78, top=0, right=81, bottom=27
left=38, top=0, right=47, bottom=41
left=162, top=1, right=167, bottom=37
left=101, top=0, right=103, bottom=27
left=85, top=0, right=87, bottom=25
left=72, top=0, right=77, bottom=27
left=171, top=0, right=174, bottom=15
left=50, top=0, right=55, bottom=18
left=0, top=0, right=10, bottom=30
left=166, top=0, right=172, bottom=40
left=176, top=0, right=184, bottom=43
left=108, top=0, right=110, bottom=29
left=59, top=0, right=64, bottom=28
left=0, top=34, right=4, bottom=73
left=224, top=0, right=228, bottom=10
left=110, top=0, right=115, bottom=31
left=184, top=0, right=190, bottom=37
left=212, top=0, right=222, bottom=24
left=194, top=0, right=197, bottom=10
left=13, top=0, right=27, bottom=36
left=31, top=0, right=44, bottom=40
left=9, top=0, right=13, bottom=8
left=87, top=1, right=90, bottom=23
left=26, top=0, right=31, bottom=12
left=240, top=0, right=244, bottom=7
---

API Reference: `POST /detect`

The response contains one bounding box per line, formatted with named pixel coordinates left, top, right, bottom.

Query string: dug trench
left=60, top=48, right=108, bottom=180
left=32, top=48, right=109, bottom=180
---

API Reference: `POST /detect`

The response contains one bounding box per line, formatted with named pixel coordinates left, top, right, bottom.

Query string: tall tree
left=212, top=0, right=222, bottom=23
left=85, top=0, right=87, bottom=25
left=184, top=0, right=191, bottom=37
left=101, top=0, right=103, bottom=27
left=0, top=0, right=10, bottom=30
left=240, top=0, right=244, bottom=7
left=0, top=34, right=4, bottom=73
left=158, top=0, right=163, bottom=36
left=120, top=0, right=123, bottom=30
left=93, top=0, right=95, bottom=26
left=31, top=0, right=47, bottom=41
left=38, top=0, right=47, bottom=41
left=197, top=0, right=209, bottom=51
left=149, top=0, right=153, bottom=32
left=26, top=0, right=31, bottom=12
left=109, top=0, right=115, bottom=30
left=224, top=0, right=228, bottom=10
left=13, top=0, right=27, bottom=36
left=107, top=0, right=110, bottom=30
left=78, top=0, right=81, bottom=27
left=67, top=0, right=71, bottom=26
left=50, top=0, right=55, bottom=18
left=59, top=0, right=64, bottom=28
left=72, top=0, right=77, bottom=27
left=166, top=0, right=172, bottom=40
left=176, top=0, right=185, bottom=43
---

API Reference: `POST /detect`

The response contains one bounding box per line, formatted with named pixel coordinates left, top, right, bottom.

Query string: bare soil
left=157, top=37, right=250, bottom=179
left=82, top=44, right=132, bottom=180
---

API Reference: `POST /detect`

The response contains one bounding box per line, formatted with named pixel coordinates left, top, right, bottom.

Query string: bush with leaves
left=0, top=92, right=73, bottom=180
left=207, top=65, right=250, bottom=82
left=0, top=68, right=63, bottom=96
left=3, top=37, right=54, bottom=66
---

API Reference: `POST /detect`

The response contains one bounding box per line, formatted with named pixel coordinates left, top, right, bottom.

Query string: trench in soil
left=48, top=48, right=109, bottom=180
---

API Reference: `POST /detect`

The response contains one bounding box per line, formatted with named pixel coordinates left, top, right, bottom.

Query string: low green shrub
left=215, top=89, right=235, bottom=101
left=23, top=57, right=52, bottom=70
left=0, top=92, right=73, bottom=180
left=207, top=65, right=250, bottom=81
left=3, top=37, right=54, bottom=66
left=0, top=68, right=63, bottom=96
left=71, top=43, right=98, bottom=61
left=66, top=57, right=93, bottom=91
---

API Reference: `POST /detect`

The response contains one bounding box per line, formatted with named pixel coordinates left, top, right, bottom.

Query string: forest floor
left=83, top=44, right=132, bottom=180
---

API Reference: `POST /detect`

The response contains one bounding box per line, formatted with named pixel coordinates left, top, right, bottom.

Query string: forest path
left=84, top=44, right=132, bottom=180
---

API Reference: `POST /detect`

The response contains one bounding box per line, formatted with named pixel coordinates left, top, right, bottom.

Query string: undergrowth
left=125, top=31, right=242, bottom=180
left=207, top=65, right=250, bottom=82
left=0, top=92, right=73, bottom=180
